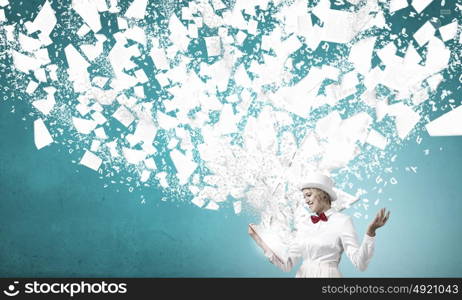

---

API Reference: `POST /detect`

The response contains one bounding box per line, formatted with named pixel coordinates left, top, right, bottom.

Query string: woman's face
left=302, top=188, right=330, bottom=214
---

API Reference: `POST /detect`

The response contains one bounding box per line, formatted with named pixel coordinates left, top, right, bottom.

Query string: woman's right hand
left=248, top=223, right=255, bottom=235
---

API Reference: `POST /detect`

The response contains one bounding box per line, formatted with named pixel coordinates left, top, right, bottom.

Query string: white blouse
left=265, top=208, right=376, bottom=277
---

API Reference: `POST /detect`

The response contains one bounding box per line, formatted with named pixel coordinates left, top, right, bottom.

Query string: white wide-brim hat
left=299, top=173, right=337, bottom=201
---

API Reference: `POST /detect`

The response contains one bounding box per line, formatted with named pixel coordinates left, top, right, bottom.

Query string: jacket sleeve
left=340, top=216, right=376, bottom=271
left=265, top=232, right=304, bottom=272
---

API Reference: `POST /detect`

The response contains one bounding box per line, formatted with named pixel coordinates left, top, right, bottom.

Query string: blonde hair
left=319, top=189, right=332, bottom=205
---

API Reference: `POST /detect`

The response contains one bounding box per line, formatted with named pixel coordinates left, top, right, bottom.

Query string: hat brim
left=299, top=182, right=337, bottom=201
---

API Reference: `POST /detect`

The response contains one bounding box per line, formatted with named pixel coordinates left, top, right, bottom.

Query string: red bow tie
left=311, top=212, right=328, bottom=224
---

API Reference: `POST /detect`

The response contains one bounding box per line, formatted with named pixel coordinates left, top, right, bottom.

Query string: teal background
left=1, top=0, right=462, bottom=277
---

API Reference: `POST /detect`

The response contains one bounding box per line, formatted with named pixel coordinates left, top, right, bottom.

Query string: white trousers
left=295, top=260, right=342, bottom=278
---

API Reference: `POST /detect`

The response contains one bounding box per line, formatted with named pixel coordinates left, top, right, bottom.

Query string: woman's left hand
left=367, top=208, right=390, bottom=237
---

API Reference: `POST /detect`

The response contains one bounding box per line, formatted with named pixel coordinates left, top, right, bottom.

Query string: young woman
left=249, top=173, right=390, bottom=277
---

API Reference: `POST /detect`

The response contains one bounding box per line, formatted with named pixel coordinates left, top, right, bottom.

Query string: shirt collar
left=322, top=208, right=336, bottom=217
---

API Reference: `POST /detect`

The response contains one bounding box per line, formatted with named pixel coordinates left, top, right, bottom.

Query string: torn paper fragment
left=413, top=21, right=435, bottom=46
left=26, top=80, right=39, bottom=94
left=170, top=149, right=197, bottom=184
left=106, top=140, right=119, bottom=158
left=411, top=88, right=429, bottom=106
left=389, top=104, right=421, bottom=139
left=339, top=112, right=373, bottom=145
left=0, top=9, right=5, bottom=22
left=233, top=201, right=242, bottom=214
left=217, top=104, right=238, bottom=135
left=349, top=37, right=376, bottom=75
left=422, top=37, right=450, bottom=77
left=191, top=197, right=205, bottom=208
left=4, top=24, right=14, bottom=42
left=90, top=140, right=100, bottom=152
left=204, top=36, right=221, bottom=57
left=188, top=23, right=198, bottom=38
left=34, top=118, right=53, bottom=150
left=32, top=87, right=56, bottom=115
left=205, top=201, right=219, bottom=210
left=155, top=172, right=169, bottom=188
left=211, top=0, right=226, bottom=10
left=150, top=48, right=169, bottom=70
left=155, top=73, right=169, bottom=86
left=76, top=103, right=90, bottom=116
left=79, top=150, right=102, bottom=171
left=310, top=2, right=360, bottom=44
left=181, top=7, right=192, bottom=20
left=18, top=33, right=41, bottom=52
left=89, top=102, right=103, bottom=112
left=94, top=127, right=107, bottom=139
left=389, top=0, right=408, bottom=13
left=113, top=106, right=135, bottom=127
left=80, top=34, right=106, bottom=61
left=316, top=111, right=343, bottom=139
left=134, top=69, right=148, bottom=83
left=227, top=94, right=239, bottom=103
left=439, top=21, right=458, bottom=42
left=377, top=42, right=402, bottom=66
left=129, top=118, right=157, bottom=147
left=77, top=24, right=91, bottom=37
left=412, top=0, right=433, bottom=14
left=12, top=51, right=42, bottom=73
left=91, top=0, right=106, bottom=12
left=167, top=139, right=178, bottom=149
left=157, top=111, right=179, bottom=130
left=34, top=48, right=51, bottom=65
left=366, top=129, right=388, bottom=150
left=91, top=111, right=107, bottom=125
left=426, top=73, right=443, bottom=91
left=34, top=68, right=47, bottom=82
left=375, top=100, right=388, bottom=122
left=24, top=0, right=56, bottom=45
left=134, top=85, right=145, bottom=98
left=32, top=98, right=54, bottom=115
left=281, top=34, right=302, bottom=55
left=124, top=26, right=146, bottom=45
left=247, top=19, right=258, bottom=35
left=122, top=147, right=146, bottom=164
left=108, top=40, right=141, bottom=89
left=92, top=76, right=108, bottom=88
left=235, top=31, right=247, bottom=45
left=124, top=0, right=147, bottom=19
left=404, top=44, right=421, bottom=65
left=72, top=0, right=101, bottom=33
left=108, top=0, right=119, bottom=13
left=0, top=0, right=8, bottom=7
left=72, top=117, right=97, bottom=134
left=425, top=106, right=462, bottom=136
left=142, top=144, right=156, bottom=157
left=320, top=140, right=359, bottom=172
left=144, top=158, right=156, bottom=170
left=65, top=44, right=91, bottom=93
left=169, top=14, right=190, bottom=52
left=234, top=64, right=251, bottom=87
left=46, top=64, right=58, bottom=81
left=140, top=170, right=151, bottom=182
left=117, top=17, right=128, bottom=30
